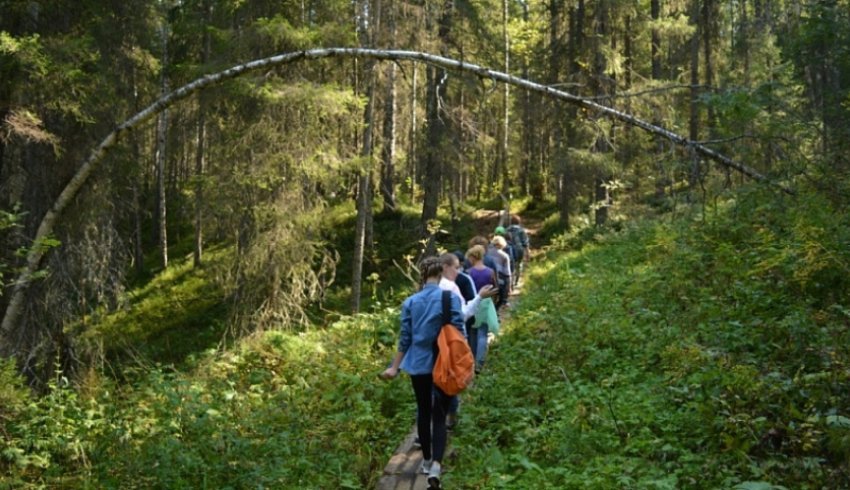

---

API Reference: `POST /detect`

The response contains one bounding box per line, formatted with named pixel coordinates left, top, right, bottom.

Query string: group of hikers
left=380, top=216, right=530, bottom=489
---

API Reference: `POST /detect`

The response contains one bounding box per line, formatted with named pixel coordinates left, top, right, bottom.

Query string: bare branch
left=0, top=48, right=794, bottom=344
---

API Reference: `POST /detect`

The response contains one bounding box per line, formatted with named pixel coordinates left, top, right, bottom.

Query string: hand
left=380, top=367, right=399, bottom=380
left=479, top=284, right=498, bottom=299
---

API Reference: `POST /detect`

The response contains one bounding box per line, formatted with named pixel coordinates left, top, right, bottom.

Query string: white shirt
left=439, top=276, right=483, bottom=321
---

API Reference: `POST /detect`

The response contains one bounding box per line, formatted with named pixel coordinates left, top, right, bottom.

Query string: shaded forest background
left=1, top=0, right=850, bottom=488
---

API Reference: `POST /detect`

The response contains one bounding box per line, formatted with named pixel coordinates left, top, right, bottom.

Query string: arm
left=381, top=302, right=412, bottom=380
left=380, top=351, right=405, bottom=380
left=522, top=230, right=530, bottom=260
left=504, top=254, right=513, bottom=292
left=461, top=284, right=497, bottom=320
left=450, top=293, right=466, bottom=338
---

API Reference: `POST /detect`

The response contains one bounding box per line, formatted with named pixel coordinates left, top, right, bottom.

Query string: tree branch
left=0, top=48, right=794, bottom=345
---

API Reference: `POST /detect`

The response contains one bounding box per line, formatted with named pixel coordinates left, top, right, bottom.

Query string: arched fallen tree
left=0, top=48, right=794, bottom=345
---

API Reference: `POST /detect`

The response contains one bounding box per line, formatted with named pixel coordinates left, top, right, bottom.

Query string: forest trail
left=377, top=208, right=532, bottom=490
left=376, top=287, right=523, bottom=490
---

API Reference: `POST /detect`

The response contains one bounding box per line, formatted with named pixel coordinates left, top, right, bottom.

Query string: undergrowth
left=1, top=309, right=408, bottom=489
left=3, top=187, right=849, bottom=488
left=448, top=187, right=850, bottom=489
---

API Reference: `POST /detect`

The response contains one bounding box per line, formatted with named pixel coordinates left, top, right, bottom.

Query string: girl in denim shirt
left=381, top=256, right=463, bottom=488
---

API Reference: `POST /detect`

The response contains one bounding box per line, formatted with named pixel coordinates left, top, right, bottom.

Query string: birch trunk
left=155, top=22, right=170, bottom=270
left=0, top=47, right=790, bottom=346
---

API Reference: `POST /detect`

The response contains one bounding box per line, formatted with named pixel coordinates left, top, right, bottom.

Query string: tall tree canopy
left=1, top=0, right=848, bottom=378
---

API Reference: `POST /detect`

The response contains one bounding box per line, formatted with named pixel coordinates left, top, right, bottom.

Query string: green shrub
left=448, top=191, right=850, bottom=489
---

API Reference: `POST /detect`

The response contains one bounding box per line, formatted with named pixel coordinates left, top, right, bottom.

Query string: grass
left=447, top=196, right=850, bottom=489
left=79, top=245, right=230, bottom=370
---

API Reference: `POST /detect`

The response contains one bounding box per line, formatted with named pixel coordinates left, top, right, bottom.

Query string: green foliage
left=448, top=190, right=850, bottom=489
left=2, top=309, right=410, bottom=488
left=78, top=245, right=228, bottom=368
left=0, top=207, right=23, bottom=293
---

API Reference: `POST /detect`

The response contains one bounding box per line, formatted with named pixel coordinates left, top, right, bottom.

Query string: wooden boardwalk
left=375, top=428, right=433, bottom=490
left=376, top=275, right=525, bottom=490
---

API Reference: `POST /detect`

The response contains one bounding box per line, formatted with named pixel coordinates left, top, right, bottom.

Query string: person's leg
left=497, top=280, right=508, bottom=309
left=514, top=257, right=523, bottom=287
left=446, top=394, right=459, bottom=429
left=430, top=387, right=451, bottom=462
left=411, top=374, right=434, bottom=461
left=467, top=325, right=479, bottom=361
left=476, top=323, right=489, bottom=369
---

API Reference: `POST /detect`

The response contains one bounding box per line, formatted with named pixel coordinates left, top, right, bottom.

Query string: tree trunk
left=741, top=0, right=750, bottom=84
left=379, top=60, right=398, bottom=213
left=521, top=1, right=537, bottom=199
left=688, top=0, right=702, bottom=194
left=351, top=0, right=378, bottom=313
left=408, top=63, right=418, bottom=201
left=624, top=14, right=636, bottom=194
left=193, top=3, right=212, bottom=268
left=155, top=21, right=170, bottom=270
left=553, top=0, right=571, bottom=229
left=593, top=0, right=611, bottom=227
left=703, top=0, right=715, bottom=139
left=651, top=0, right=667, bottom=199
left=420, top=0, right=453, bottom=233
left=130, top=64, right=145, bottom=277
left=0, top=47, right=790, bottom=342
left=651, top=0, right=662, bottom=80
left=351, top=168, right=371, bottom=313
left=500, top=0, right=510, bottom=195
left=420, top=64, right=443, bottom=229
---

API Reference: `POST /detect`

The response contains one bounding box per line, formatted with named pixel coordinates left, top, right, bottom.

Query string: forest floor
left=377, top=208, right=538, bottom=490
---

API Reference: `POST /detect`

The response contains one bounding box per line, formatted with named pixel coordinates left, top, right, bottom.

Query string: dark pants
left=513, top=255, right=524, bottom=286
left=497, top=279, right=509, bottom=308
left=411, top=374, right=451, bottom=462
left=467, top=325, right=479, bottom=361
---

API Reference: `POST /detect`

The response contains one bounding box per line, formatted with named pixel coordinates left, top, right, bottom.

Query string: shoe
left=446, top=413, right=457, bottom=430
left=413, top=436, right=421, bottom=449
left=419, top=459, right=432, bottom=474
left=427, top=461, right=442, bottom=489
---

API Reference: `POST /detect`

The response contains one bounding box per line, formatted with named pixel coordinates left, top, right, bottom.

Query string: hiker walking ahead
left=487, top=234, right=512, bottom=309
left=381, top=256, right=463, bottom=489
left=465, top=245, right=499, bottom=370
left=506, top=216, right=530, bottom=287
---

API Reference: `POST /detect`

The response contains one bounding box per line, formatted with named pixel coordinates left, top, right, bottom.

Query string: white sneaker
left=427, top=461, right=442, bottom=488
left=419, top=459, right=432, bottom=474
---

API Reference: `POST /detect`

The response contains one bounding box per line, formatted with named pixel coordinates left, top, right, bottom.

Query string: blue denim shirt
left=398, top=283, right=464, bottom=375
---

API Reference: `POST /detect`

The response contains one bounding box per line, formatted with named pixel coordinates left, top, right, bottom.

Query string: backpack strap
left=441, top=289, right=452, bottom=325
left=433, top=289, right=452, bottom=359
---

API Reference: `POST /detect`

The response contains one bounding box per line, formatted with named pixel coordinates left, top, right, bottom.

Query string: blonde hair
left=465, top=245, right=485, bottom=262
left=492, top=235, right=507, bottom=249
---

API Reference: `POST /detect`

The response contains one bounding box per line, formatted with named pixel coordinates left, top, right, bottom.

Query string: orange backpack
left=432, top=290, right=475, bottom=396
